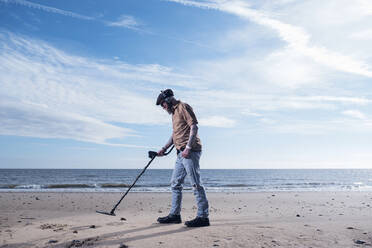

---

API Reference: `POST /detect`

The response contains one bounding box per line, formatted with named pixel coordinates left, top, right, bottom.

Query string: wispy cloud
left=105, top=15, right=216, bottom=50
left=0, top=99, right=136, bottom=146
left=106, top=15, right=141, bottom=30
left=199, top=116, right=236, bottom=128
left=168, top=0, right=372, bottom=78
left=350, top=30, right=372, bottom=40
left=187, top=90, right=371, bottom=112
left=2, top=0, right=219, bottom=50
left=0, top=32, right=202, bottom=145
left=342, top=110, right=366, bottom=120
left=3, top=0, right=372, bottom=145
left=0, top=0, right=94, bottom=20
left=270, top=118, right=372, bottom=135
left=359, top=0, right=372, bottom=15
left=0, top=31, right=243, bottom=146
left=163, top=0, right=372, bottom=139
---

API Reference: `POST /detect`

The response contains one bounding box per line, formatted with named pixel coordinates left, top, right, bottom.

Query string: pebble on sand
left=69, top=240, right=83, bottom=247
left=354, top=240, right=366, bottom=245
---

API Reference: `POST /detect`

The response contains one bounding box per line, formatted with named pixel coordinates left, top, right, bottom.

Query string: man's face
left=161, top=102, right=172, bottom=115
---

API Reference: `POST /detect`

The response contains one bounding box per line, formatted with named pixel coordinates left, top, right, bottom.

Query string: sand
left=0, top=191, right=372, bottom=247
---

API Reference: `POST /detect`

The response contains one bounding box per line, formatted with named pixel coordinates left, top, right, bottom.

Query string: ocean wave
left=281, top=182, right=336, bottom=186
left=1, top=185, right=372, bottom=193
left=99, top=183, right=131, bottom=188
left=45, top=184, right=95, bottom=189
left=141, top=184, right=170, bottom=188
left=15, top=184, right=41, bottom=189
left=221, top=184, right=257, bottom=187
left=0, top=184, right=19, bottom=189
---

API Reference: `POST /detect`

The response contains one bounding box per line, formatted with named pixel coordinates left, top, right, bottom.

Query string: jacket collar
left=172, top=101, right=180, bottom=112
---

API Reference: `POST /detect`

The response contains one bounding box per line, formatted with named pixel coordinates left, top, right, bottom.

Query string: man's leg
left=170, top=153, right=187, bottom=216
left=183, top=151, right=209, bottom=219
left=157, top=153, right=186, bottom=224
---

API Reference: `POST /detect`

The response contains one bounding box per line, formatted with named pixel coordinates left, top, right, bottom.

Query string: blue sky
left=1, top=0, right=372, bottom=169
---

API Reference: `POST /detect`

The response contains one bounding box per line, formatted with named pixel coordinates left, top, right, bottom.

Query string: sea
left=1, top=169, right=372, bottom=193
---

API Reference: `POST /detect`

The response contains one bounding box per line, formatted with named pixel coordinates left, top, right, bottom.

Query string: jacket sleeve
left=182, top=103, right=198, bottom=127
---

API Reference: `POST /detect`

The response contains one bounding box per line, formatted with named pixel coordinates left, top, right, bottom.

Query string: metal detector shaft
left=99, top=145, right=174, bottom=216
left=109, top=155, right=156, bottom=214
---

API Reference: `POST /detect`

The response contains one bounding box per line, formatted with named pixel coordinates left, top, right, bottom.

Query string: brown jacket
left=172, top=101, right=202, bottom=151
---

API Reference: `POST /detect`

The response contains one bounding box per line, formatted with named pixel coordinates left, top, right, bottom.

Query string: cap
left=156, top=89, right=174, bottom=105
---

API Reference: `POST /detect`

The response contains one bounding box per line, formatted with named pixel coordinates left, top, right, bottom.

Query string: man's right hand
left=157, top=148, right=166, bottom=156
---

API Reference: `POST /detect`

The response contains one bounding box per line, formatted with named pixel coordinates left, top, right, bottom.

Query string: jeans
left=169, top=151, right=209, bottom=218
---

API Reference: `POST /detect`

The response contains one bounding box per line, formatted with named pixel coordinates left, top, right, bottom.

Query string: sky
left=0, top=0, right=372, bottom=169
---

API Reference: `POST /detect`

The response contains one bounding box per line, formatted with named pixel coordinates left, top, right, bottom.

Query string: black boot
left=157, top=214, right=182, bottom=224
left=185, top=217, right=210, bottom=227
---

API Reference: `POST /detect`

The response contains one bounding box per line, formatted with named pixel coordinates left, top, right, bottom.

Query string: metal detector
left=96, top=146, right=174, bottom=216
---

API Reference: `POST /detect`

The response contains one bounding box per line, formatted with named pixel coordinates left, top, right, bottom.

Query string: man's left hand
left=181, top=148, right=191, bottom=158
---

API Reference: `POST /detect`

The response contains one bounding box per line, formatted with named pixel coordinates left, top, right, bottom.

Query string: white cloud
left=106, top=15, right=141, bottom=30
left=253, top=48, right=322, bottom=89
left=302, top=96, right=371, bottom=105
left=342, top=110, right=366, bottom=120
left=259, top=118, right=276, bottom=125
left=358, top=0, right=372, bottom=15
left=169, top=0, right=372, bottom=78
left=0, top=99, right=139, bottom=146
left=0, top=0, right=93, bottom=20
left=241, top=110, right=262, bottom=117
left=3, top=0, right=372, bottom=145
left=2, top=0, right=149, bottom=34
left=0, top=32, right=201, bottom=145
left=165, top=0, right=372, bottom=140
left=350, top=30, right=372, bottom=40
left=199, top=116, right=236, bottom=128
left=187, top=90, right=371, bottom=113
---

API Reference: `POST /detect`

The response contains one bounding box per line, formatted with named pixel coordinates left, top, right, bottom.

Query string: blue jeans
left=169, top=151, right=209, bottom=218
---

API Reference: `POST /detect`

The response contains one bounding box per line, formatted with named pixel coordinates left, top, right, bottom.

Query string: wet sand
left=0, top=192, right=372, bottom=247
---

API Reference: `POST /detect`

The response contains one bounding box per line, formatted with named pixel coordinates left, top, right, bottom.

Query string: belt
left=176, top=147, right=185, bottom=154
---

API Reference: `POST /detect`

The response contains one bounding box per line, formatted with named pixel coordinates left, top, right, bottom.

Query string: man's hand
left=157, top=148, right=166, bottom=156
left=181, top=148, right=191, bottom=158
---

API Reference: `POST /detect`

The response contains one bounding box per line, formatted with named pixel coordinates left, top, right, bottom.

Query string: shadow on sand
left=56, top=218, right=267, bottom=248
left=1, top=218, right=266, bottom=248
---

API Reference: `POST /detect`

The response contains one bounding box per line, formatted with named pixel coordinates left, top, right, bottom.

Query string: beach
left=0, top=192, right=371, bottom=247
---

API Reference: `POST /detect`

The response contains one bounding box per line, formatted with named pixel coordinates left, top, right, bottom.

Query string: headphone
left=161, top=89, right=174, bottom=104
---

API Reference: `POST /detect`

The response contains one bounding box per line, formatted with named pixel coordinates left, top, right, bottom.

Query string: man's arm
left=186, top=124, right=198, bottom=150
left=163, top=135, right=174, bottom=150
left=182, top=124, right=198, bottom=158
left=158, top=135, right=173, bottom=156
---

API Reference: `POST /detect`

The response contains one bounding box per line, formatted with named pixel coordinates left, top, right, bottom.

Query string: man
left=156, top=89, right=210, bottom=227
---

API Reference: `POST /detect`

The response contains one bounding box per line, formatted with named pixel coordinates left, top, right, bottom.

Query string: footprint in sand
left=106, top=222, right=125, bottom=227
left=70, top=225, right=101, bottom=231
left=66, top=237, right=100, bottom=248
left=40, top=223, right=67, bottom=232
left=4, top=229, right=13, bottom=239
